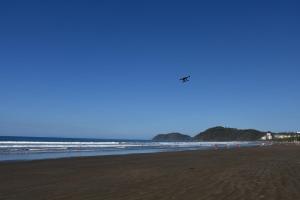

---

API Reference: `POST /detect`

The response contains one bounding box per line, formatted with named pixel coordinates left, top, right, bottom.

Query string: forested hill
left=152, top=133, right=192, bottom=141
left=194, top=126, right=266, bottom=141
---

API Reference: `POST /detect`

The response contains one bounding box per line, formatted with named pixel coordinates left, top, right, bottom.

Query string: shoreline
left=0, top=141, right=266, bottom=163
left=0, top=144, right=254, bottom=163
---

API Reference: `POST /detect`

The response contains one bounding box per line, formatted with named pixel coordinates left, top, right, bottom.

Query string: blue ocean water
left=0, top=136, right=263, bottom=162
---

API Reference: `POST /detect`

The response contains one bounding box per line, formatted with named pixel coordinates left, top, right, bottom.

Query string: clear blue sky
left=0, top=0, right=299, bottom=139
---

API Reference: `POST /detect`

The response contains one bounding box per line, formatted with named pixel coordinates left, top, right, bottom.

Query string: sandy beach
left=1, top=145, right=300, bottom=200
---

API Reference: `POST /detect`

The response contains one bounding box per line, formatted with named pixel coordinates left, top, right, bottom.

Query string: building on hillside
left=261, top=132, right=273, bottom=140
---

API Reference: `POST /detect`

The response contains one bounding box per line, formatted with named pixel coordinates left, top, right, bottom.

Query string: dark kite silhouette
left=179, top=75, right=190, bottom=83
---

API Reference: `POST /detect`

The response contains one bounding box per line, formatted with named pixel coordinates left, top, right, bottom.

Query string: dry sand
left=0, top=145, right=300, bottom=200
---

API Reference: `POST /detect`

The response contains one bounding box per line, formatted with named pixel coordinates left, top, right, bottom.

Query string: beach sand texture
left=0, top=145, right=299, bottom=200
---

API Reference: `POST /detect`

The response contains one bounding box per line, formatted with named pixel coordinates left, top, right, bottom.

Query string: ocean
left=0, top=136, right=263, bottom=162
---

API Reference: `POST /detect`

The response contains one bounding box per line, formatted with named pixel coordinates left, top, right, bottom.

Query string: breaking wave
left=0, top=137, right=263, bottom=161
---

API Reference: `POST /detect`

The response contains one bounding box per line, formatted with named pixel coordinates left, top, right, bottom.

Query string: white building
left=274, top=134, right=292, bottom=139
left=261, top=132, right=273, bottom=140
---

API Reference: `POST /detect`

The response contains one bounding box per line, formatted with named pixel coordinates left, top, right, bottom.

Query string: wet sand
left=1, top=145, right=300, bottom=200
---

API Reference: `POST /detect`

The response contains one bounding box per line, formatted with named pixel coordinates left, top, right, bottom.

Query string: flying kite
left=179, top=75, right=190, bottom=83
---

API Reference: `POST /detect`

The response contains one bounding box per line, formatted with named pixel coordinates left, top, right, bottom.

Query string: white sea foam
left=0, top=141, right=120, bottom=145
left=0, top=141, right=256, bottom=151
left=0, top=140, right=263, bottom=161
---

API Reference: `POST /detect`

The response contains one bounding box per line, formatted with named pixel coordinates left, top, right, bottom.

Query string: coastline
left=0, top=140, right=262, bottom=162
left=1, top=144, right=300, bottom=200
left=0, top=142, right=263, bottom=164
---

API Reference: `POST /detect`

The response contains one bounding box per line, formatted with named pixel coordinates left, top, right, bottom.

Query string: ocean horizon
left=0, top=136, right=263, bottom=162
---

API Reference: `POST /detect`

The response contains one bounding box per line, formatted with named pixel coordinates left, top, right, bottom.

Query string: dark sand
left=1, top=145, right=300, bottom=200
